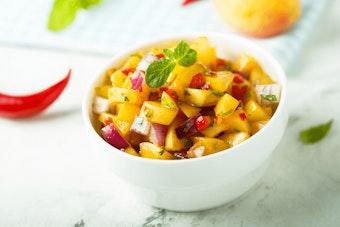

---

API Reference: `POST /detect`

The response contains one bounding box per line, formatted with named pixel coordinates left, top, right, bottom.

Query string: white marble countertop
left=1, top=1, right=340, bottom=226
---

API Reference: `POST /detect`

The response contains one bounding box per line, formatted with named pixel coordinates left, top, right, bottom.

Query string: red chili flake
left=166, top=89, right=179, bottom=101
left=156, top=53, right=165, bottom=59
left=159, top=87, right=179, bottom=101
left=217, top=58, right=226, bottom=66
left=233, top=73, right=244, bottom=83
left=239, top=112, right=247, bottom=121
left=122, top=68, right=135, bottom=76
left=105, top=116, right=113, bottom=125
left=195, top=115, right=212, bottom=131
left=189, top=73, right=205, bottom=88
left=232, top=85, right=248, bottom=100
left=210, top=71, right=217, bottom=77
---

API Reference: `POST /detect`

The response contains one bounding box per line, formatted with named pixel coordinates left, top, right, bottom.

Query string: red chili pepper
left=0, top=69, right=71, bottom=119
left=195, top=115, right=212, bottom=131
left=232, top=85, right=248, bottom=100
left=122, top=68, right=135, bottom=76
left=189, top=73, right=205, bottom=88
left=158, top=88, right=179, bottom=101
left=182, top=0, right=199, bottom=6
left=217, top=58, right=226, bottom=66
left=233, top=73, right=244, bottom=83
left=239, top=112, right=247, bottom=121
left=165, top=89, right=179, bottom=101
left=156, top=53, right=165, bottom=59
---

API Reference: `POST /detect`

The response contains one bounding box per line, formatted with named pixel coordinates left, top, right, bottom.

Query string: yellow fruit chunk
left=178, top=102, right=201, bottom=118
left=108, top=87, right=143, bottom=105
left=188, top=137, right=230, bottom=157
left=139, top=142, right=174, bottom=160
left=224, top=109, right=250, bottom=133
left=170, top=63, right=206, bottom=85
left=140, top=101, right=178, bottom=125
left=168, top=77, right=186, bottom=102
left=160, top=92, right=178, bottom=110
left=95, top=85, right=112, bottom=99
left=116, top=103, right=141, bottom=123
left=214, top=93, right=239, bottom=118
left=231, top=53, right=259, bottom=75
left=122, top=54, right=141, bottom=69
left=165, top=118, right=186, bottom=152
left=249, top=66, right=275, bottom=85
left=200, top=120, right=230, bottom=138
left=190, top=36, right=217, bottom=68
left=98, top=112, right=115, bottom=125
left=218, top=131, right=250, bottom=147
left=205, top=71, right=234, bottom=93
left=244, top=99, right=270, bottom=122
left=124, top=146, right=140, bottom=157
left=250, top=120, right=269, bottom=135
left=111, top=70, right=128, bottom=87
left=184, top=88, right=220, bottom=107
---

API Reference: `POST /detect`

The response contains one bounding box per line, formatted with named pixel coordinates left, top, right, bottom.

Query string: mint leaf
left=299, top=120, right=333, bottom=144
left=145, top=40, right=197, bottom=88
left=174, top=40, right=197, bottom=67
left=48, top=0, right=102, bottom=31
left=163, top=49, right=174, bottom=59
left=145, top=58, right=176, bottom=88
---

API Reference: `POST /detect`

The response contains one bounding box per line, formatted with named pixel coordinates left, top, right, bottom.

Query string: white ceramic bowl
left=82, top=32, right=288, bottom=212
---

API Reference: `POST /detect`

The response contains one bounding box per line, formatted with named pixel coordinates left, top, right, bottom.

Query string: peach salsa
left=92, top=36, right=281, bottom=160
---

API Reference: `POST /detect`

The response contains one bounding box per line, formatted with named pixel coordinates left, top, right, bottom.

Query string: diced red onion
left=175, top=113, right=201, bottom=139
left=148, top=123, right=168, bottom=146
left=130, top=70, right=145, bottom=92
left=101, top=124, right=129, bottom=149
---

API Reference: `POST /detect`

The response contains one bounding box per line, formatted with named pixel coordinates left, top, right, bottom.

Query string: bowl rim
left=82, top=32, right=287, bottom=165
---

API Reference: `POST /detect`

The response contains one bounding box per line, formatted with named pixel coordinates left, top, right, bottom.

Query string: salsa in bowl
left=82, top=33, right=288, bottom=211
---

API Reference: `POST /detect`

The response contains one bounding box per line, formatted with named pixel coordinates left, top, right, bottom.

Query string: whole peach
left=212, top=0, right=302, bottom=38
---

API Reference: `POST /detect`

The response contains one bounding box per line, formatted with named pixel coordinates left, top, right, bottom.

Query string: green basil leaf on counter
left=48, top=0, right=102, bottom=31
left=299, top=119, right=333, bottom=144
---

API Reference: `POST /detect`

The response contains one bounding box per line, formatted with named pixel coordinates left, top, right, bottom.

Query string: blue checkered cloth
left=0, top=0, right=326, bottom=70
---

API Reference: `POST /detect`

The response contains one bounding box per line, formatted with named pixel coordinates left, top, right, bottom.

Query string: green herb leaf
left=74, top=219, right=85, bottom=227
left=145, top=58, right=176, bottom=88
left=174, top=40, right=197, bottom=67
left=261, top=94, right=277, bottom=101
left=163, top=48, right=174, bottom=59
left=48, top=0, right=102, bottom=31
left=299, top=120, right=333, bottom=144
left=145, top=40, right=196, bottom=88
